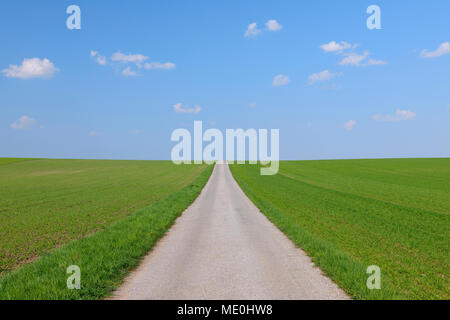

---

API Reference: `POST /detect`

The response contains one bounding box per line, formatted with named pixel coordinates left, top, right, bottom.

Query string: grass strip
left=0, top=164, right=213, bottom=300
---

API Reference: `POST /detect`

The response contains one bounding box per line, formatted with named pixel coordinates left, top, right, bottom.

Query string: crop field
left=230, top=158, right=450, bottom=300
left=0, top=158, right=209, bottom=276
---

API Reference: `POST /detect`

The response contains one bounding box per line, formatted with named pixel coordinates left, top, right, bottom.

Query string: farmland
left=0, top=159, right=210, bottom=276
left=230, top=158, right=450, bottom=300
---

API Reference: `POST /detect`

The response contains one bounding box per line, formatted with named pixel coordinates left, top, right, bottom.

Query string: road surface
left=113, top=163, right=348, bottom=300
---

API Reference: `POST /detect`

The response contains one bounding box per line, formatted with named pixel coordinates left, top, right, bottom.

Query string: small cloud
left=421, top=42, right=450, bottom=58
left=265, top=19, right=282, bottom=32
left=272, top=74, right=290, bottom=87
left=144, top=62, right=176, bottom=70
left=90, top=50, right=107, bottom=65
left=367, top=58, right=388, bottom=65
left=308, top=70, right=336, bottom=83
left=130, top=129, right=141, bottom=135
left=343, top=120, right=356, bottom=131
left=320, top=41, right=353, bottom=53
left=339, top=51, right=369, bottom=66
left=245, top=23, right=261, bottom=37
left=10, top=115, right=36, bottom=129
left=111, top=52, right=149, bottom=63
left=174, top=103, right=201, bottom=114
left=92, top=51, right=174, bottom=75
left=248, top=102, right=257, bottom=107
left=339, top=51, right=387, bottom=67
left=89, top=130, right=102, bottom=137
left=122, top=67, right=138, bottom=77
left=320, top=42, right=386, bottom=67
left=2, top=58, right=59, bottom=79
left=373, top=109, right=416, bottom=122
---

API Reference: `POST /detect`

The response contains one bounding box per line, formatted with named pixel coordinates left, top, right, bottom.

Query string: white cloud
left=89, top=130, right=102, bottom=137
left=308, top=70, right=336, bottom=83
left=111, top=52, right=148, bottom=63
left=90, top=51, right=175, bottom=76
left=245, top=23, right=261, bottom=37
left=367, top=58, right=388, bottom=65
left=174, top=103, right=201, bottom=114
left=2, top=58, right=59, bottom=79
left=320, top=41, right=386, bottom=67
left=343, top=120, right=356, bottom=131
left=373, top=109, right=416, bottom=122
left=339, top=51, right=387, bottom=67
left=339, top=51, right=369, bottom=66
left=272, top=74, right=290, bottom=87
left=90, top=50, right=107, bottom=65
left=122, top=67, right=138, bottom=77
left=320, top=41, right=353, bottom=52
left=109, top=52, right=175, bottom=72
left=421, top=42, right=450, bottom=58
left=265, top=19, right=282, bottom=31
left=248, top=102, right=257, bottom=107
left=10, top=115, right=36, bottom=129
left=130, top=129, right=141, bottom=135
left=144, top=62, right=176, bottom=70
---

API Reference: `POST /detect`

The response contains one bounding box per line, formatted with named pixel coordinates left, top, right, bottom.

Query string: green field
left=0, top=159, right=209, bottom=276
left=230, top=159, right=450, bottom=300
left=0, top=158, right=38, bottom=166
left=1, top=158, right=448, bottom=300
left=0, top=159, right=213, bottom=299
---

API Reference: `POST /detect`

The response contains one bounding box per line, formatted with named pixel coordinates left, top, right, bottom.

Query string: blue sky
left=1, top=0, right=449, bottom=160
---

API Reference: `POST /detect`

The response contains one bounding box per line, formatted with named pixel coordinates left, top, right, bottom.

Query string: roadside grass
left=230, top=159, right=450, bottom=300
left=0, top=163, right=213, bottom=299
left=0, top=159, right=207, bottom=274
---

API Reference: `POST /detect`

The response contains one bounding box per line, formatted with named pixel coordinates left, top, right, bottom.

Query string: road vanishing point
left=113, top=163, right=348, bottom=300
